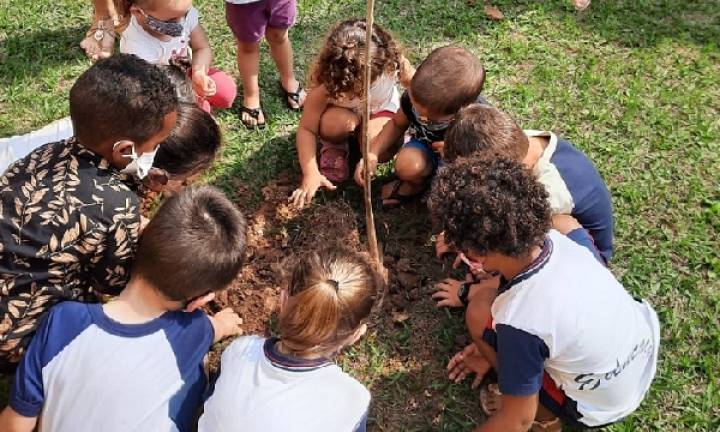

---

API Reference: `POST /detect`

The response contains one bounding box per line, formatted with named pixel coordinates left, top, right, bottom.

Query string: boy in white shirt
left=121, top=0, right=237, bottom=112
left=429, top=157, right=660, bottom=431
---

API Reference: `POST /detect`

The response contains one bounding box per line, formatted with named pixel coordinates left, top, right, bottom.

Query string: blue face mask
left=411, top=106, right=454, bottom=132
left=139, top=8, right=185, bottom=37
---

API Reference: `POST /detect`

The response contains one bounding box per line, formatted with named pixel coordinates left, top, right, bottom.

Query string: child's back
left=200, top=335, right=369, bottom=432
left=12, top=302, right=211, bottom=431
left=492, top=229, right=659, bottom=426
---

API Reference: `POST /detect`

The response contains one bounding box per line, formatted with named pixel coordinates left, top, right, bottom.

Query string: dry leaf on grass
left=484, top=5, right=504, bottom=20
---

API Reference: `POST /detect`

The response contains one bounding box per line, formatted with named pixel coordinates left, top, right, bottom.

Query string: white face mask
left=114, top=142, right=159, bottom=180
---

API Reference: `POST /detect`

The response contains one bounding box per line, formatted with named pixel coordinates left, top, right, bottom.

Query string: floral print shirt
left=0, top=138, right=141, bottom=367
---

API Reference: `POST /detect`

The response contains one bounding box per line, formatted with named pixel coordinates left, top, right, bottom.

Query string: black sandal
left=381, top=179, right=430, bottom=207
left=238, top=105, right=266, bottom=130
left=279, top=81, right=305, bottom=111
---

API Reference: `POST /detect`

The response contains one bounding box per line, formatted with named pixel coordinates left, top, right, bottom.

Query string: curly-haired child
left=199, top=247, right=379, bottom=432
left=290, top=19, right=413, bottom=208
left=429, top=156, right=659, bottom=432
left=355, top=45, right=485, bottom=206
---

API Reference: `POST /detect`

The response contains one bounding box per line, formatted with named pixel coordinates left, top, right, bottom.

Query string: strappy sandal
left=80, top=17, right=117, bottom=61
left=238, top=105, right=266, bottom=130
left=318, top=139, right=349, bottom=183
left=279, top=81, right=306, bottom=111
left=381, top=178, right=431, bottom=207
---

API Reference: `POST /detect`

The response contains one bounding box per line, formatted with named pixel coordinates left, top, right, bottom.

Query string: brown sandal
left=80, top=17, right=117, bottom=61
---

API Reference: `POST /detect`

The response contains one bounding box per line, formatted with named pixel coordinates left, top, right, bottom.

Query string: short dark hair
left=159, top=61, right=196, bottom=105
left=154, top=104, right=221, bottom=176
left=411, top=46, right=485, bottom=116
left=133, top=185, right=247, bottom=301
left=445, top=104, right=529, bottom=162
left=69, top=54, right=178, bottom=148
left=428, top=157, right=551, bottom=258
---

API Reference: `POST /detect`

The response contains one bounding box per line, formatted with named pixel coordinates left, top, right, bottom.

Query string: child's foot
left=381, top=179, right=429, bottom=207
left=480, top=382, right=503, bottom=416
left=572, top=0, right=591, bottom=10
left=80, top=17, right=116, bottom=61
left=279, top=79, right=306, bottom=111
left=239, top=105, right=266, bottom=129
left=318, top=139, right=349, bottom=183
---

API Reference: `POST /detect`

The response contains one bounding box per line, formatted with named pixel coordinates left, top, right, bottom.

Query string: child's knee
left=265, top=27, right=289, bottom=45
left=237, top=41, right=260, bottom=54
left=395, top=148, right=431, bottom=181
left=319, top=108, right=359, bottom=142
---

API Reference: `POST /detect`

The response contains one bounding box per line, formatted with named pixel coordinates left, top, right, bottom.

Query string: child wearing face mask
left=119, top=0, right=237, bottom=113
left=0, top=54, right=178, bottom=373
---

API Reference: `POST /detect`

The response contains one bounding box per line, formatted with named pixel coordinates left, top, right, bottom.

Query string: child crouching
left=0, top=186, right=246, bottom=432
left=199, top=247, right=379, bottom=432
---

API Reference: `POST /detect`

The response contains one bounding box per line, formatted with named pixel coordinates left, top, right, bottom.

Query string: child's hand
left=431, top=140, right=445, bottom=156
left=192, top=70, right=217, bottom=98
left=447, top=343, right=491, bottom=388
left=210, top=308, right=243, bottom=342
left=433, top=278, right=465, bottom=308
left=290, top=171, right=337, bottom=208
left=435, top=231, right=457, bottom=259
left=398, top=55, right=416, bottom=88
left=354, top=153, right=379, bottom=186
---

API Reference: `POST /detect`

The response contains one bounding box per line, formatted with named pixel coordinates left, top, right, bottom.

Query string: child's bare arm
left=291, top=86, right=336, bottom=207
left=189, top=25, right=215, bottom=97
left=398, top=55, right=416, bottom=88
left=0, top=407, right=37, bottom=432
left=209, top=308, right=243, bottom=343
left=354, top=109, right=410, bottom=185
left=475, top=394, right=539, bottom=432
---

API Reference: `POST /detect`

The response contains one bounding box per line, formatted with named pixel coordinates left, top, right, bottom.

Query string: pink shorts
left=225, top=0, right=297, bottom=43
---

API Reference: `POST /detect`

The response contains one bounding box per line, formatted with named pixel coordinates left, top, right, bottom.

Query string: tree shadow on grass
left=0, top=25, right=88, bottom=84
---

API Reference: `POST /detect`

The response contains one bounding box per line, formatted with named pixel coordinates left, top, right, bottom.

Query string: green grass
left=1, top=0, right=719, bottom=430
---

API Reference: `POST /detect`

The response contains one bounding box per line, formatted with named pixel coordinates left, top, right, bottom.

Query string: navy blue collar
left=498, top=236, right=554, bottom=295
left=263, top=338, right=332, bottom=372
left=90, top=303, right=176, bottom=337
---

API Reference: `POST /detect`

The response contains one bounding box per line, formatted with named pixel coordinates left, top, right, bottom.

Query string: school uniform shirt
left=199, top=336, right=370, bottom=432
left=528, top=130, right=614, bottom=262
left=0, top=139, right=140, bottom=369
left=491, top=229, right=660, bottom=427
left=9, top=302, right=214, bottom=431
left=120, top=7, right=200, bottom=65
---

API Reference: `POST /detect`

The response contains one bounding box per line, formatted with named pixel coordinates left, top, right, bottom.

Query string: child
left=198, top=247, right=378, bottom=432
left=444, top=104, right=614, bottom=262
left=354, top=45, right=485, bottom=206
left=0, top=185, right=245, bottom=431
left=290, top=19, right=413, bottom=208
left=225, top=0, right=306, bottom=128
left=429, top=157, right=660, bottom=431
left=120, top=0, right=237, bottom=112
left=0, top=54, right=178, bottom=372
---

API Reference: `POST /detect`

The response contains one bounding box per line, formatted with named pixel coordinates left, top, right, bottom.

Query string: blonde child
left=290, top=19, right=413, bottom=208
left=225, top=0, right=305, bottom=128
left=199, top=247, right=379, bottom=432
left=120, top=0, right=237, bottom=112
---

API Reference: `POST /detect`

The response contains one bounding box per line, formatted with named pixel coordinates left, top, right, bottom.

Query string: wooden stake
left=362, top=0, right=382, bottom=272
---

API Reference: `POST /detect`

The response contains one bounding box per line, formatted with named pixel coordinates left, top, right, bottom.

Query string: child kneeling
left=199, top=248, right=379, bottom=432
left=0, top=186, right=246, bottom=432
left=429, top=157, right=660, bottom=431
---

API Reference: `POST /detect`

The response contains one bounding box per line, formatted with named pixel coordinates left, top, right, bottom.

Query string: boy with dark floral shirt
left=0, top=54, right=178, bottom=371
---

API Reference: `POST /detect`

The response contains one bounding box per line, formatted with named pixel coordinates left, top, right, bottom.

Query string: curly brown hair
left=428, top=156, right=551, bottom=258
left=310, top=19, right=402, bottom=101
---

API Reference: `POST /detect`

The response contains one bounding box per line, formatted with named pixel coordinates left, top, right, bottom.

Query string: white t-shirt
left=199, top=336, right=370, bottom=432
left=120, top=7, right=200, bottom=65
left=491, top=230, right=660, bottom=427
left=330, top=73, right=401, bottom=114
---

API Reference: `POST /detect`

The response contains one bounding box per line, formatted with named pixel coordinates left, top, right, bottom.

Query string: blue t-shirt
left=10, top=302, right=214, bottom=431
left=530, top=130, right=614, bottom=262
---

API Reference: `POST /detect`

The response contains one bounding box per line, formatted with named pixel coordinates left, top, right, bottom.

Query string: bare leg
left=236, top=40, right=265, bottom=126
left=381, top=147, right=433, bottom=205
left=319, top=107, right=360, bottom=144
left=265, top=27, right=305, bottom=109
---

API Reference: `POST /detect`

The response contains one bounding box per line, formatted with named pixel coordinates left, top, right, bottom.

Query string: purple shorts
left=226, top=0, right=297, bottom=43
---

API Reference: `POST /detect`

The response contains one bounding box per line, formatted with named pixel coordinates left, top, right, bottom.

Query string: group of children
left=0, top=2, right=660, bottom=431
